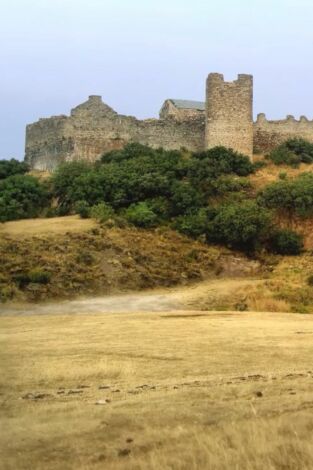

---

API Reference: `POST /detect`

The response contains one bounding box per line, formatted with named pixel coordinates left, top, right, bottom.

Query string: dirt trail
left=1, top=278, right=262, bottom=316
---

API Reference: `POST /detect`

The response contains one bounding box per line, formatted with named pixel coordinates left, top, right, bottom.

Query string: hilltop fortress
left=25, top=73, right=313, bottom=170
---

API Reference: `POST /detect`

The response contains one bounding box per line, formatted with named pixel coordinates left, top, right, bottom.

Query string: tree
left=0, top=175, right=50, bottom=222
left=51, top=161, right=92, bottom=212
left=0, top=159, right=29, bottom=179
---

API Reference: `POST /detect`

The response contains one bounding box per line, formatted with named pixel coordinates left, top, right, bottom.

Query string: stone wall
left=25, top=96, right=205, bottom=171
left=205, top=73, right=253, bottom=157
left=25, top=73, right=313, bottom=171
left=253, top=113, right=313, bottom=153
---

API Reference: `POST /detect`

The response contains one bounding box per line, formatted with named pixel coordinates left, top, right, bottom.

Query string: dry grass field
left=1, top=307, right=313, bottom=470
left=0, top=216, right=97, bottom=237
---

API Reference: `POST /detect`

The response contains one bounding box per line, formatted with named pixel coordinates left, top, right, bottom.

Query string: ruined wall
left=26, top=73, right=313, bottom=170
left=25, top=95, right=205, bottom=171
left=205, top=73, right=253, bottom=157
left=25, top=116, right=74, bottom=171
left=253, top=113, right=313, bottom=153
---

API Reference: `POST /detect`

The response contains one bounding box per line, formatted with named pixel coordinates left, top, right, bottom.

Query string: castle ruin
left=25, top=73, right=313, bottom=170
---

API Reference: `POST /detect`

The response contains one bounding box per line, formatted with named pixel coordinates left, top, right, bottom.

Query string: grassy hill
left=0, top=216, right=262, bottom=304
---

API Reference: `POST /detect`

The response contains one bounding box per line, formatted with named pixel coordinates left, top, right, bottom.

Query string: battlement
left=254, top=112, right=313, bottom=153
left=205, top=73, right=253, bottom=156
left=207, top=73, right=253, bottom=84
left=256, top=113, right=313, bottom=124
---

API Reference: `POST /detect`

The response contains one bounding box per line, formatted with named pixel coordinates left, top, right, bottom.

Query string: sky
left=1, top=0, right=313, bottom=159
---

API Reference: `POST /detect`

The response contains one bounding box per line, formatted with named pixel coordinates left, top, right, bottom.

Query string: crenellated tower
left=205, top=73, right=253, bottom=157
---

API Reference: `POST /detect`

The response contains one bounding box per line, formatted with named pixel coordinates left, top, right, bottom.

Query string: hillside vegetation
left=1, top=141, right=313, bottom=308
left=0, top=217, right=262, bottom=303
left=2, top=142, right=313, bottom=251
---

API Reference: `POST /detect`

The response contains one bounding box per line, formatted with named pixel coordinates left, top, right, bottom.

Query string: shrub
left=268, top=147, right=300, bottom=167
left=76, top=251, right=95, bottom=265
left=169, top=181, right=204, bottom=216
left=0, top=159, right=29, bottom=179
left=208, top=175, right=252, bottom=198
left=51, top=161, right=93, bottom=213
left=258, top=172, right=313, bottom=218
left=268, top=229, right=303, bottom=255
left=28, top=269, right=51, bottom=284
left=0, top=175, right=50, bottom=222
left=74, top=200, right=90, bottom=218
left=268, top=138, right=313, bottom=167
left=206, top=201, right=272, bottom=252
left=174, top=209, right=208, bottom=238
left=89, top=202, right=114, bottom=223
left=145, top=197, right=171, bottom=221
left=125, top=202, right=157, bottom=228
left=101, top=143, right=157, bottom=163
left=192, top=147, right=255, bottom=177
left=14, top=269, right=51, bottom=287
left=307, top=275, right=313, bottom=287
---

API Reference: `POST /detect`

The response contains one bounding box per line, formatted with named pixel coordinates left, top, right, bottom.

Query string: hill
left=0, top=216, right=261, bottom=304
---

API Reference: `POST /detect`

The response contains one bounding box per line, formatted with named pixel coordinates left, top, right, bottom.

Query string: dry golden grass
left=0, top=215, right=96, bottom=237
left=1, top=309, right=313, bottom=469
left=249, top=161, right=313, bottom=191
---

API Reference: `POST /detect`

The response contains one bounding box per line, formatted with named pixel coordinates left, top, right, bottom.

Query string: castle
left=25, top=73, right=313, bottom=170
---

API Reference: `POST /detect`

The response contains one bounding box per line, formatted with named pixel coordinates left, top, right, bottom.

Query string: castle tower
left=205, top=73, right=253, bottom=157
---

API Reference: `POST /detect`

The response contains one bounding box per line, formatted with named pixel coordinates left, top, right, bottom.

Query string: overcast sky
left=1, top=0, right=313, bottom=159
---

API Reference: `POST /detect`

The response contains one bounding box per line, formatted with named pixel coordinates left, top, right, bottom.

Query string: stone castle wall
left=25, top=95, right=205, bottom=171
left=205, top=73, right=253, bottom=157
left=25, top=74, right=313, bottom=170
left=253, top=113, right=313, bottom=153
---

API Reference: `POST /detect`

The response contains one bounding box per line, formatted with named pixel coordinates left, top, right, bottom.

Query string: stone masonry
left=205, top=73, right=253, bottom=157
left=25, top=74, right=313, bottom=170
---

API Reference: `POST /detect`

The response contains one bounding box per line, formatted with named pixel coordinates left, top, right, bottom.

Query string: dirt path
left=1, top=278, right=262, bottom=315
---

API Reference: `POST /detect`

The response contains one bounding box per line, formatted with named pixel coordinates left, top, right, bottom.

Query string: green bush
left=125, top=202, right=157, bottom=228
left=89, top=202, right=114, bottom=223
left=258, top=172, right=313, bottom=218
left=0, top=175, right=50, bottom=222
left=74, top=200, right=90, bottom=218
left=268, top=147, right=300, bottom=167
left=208, top=175, right=252, bottom=198
left=169, top=181, right=204, bottom=216
left=206, top=201, right=272, bottom=252
left=268, top=229, right=303, bottom=255
left=173, top=209, right=208, bottom=238
left=51, top=161, right=93, bottom=213
left=191, top=146, right=255, bottom=178
left=0, top=159, right=29, bottom=179
left=268, top=138, right=313, bottom=167
left=101, top=143, right=157, bottom=163
left=14, top=269, right=51, bottom=287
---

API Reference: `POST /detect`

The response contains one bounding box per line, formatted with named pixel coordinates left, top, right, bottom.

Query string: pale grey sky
left=1, top=0, right=313, bottom=158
